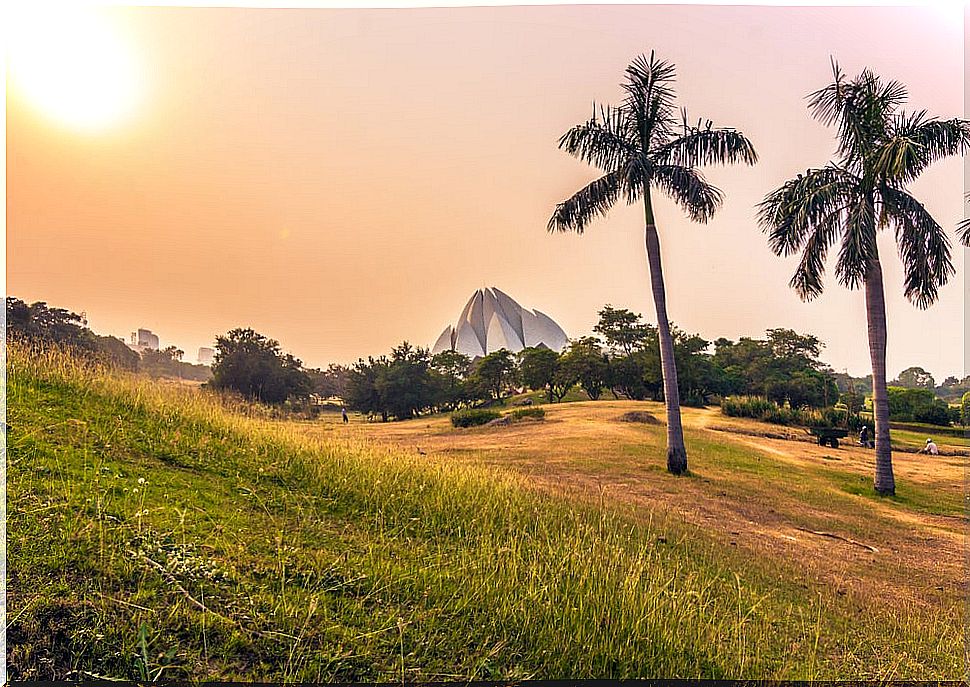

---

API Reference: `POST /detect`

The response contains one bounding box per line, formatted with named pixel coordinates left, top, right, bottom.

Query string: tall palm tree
left=759, top=63, right=970, bottom=496
left=549, top=53, right=757, bottom=475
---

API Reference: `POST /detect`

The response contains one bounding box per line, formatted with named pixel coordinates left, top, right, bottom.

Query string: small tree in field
left=519, top=347, right=574, bottom=403
left=211, top=328, right=311, bottom=405
left=559, top=337, right=610, bottom=400
left=468, top=349, right=518, bottom=403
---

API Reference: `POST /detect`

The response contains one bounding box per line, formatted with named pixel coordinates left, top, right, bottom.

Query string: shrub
left=720, top=395, right=861, bottom=429
left=511, top=407, right=545, bottom=421
left=451, top=408, right=501, bottom=428
left=721, top=396, right=775, bottom=419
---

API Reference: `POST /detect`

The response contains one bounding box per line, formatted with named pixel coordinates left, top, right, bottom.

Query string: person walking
left=341, top=407, right=349, bottom=424
left=859, top=425, right=873, bottom=448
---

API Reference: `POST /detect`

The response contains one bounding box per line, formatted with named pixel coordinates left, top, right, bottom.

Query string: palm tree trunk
left=864, top=256, right=895, bottom=496
left=643, top=191, right=688, bottom=475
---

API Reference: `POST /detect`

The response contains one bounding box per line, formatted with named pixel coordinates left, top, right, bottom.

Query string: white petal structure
left=432, top=288, right=568, bottom=356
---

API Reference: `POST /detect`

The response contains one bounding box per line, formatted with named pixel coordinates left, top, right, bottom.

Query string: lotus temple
left=432, top=287, right=569, bottom=357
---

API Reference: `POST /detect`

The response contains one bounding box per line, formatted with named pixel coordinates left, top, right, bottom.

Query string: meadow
left=6, top=344, right=965, bottom=680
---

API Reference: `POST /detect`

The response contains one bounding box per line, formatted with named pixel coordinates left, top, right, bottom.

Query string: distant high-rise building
left=197, top=347, right=215, bottom=366
left=129, top=328, right=160, bottom=352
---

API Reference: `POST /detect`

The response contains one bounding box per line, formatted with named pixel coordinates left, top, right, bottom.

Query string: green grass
left=7, top=345, right=963, bottom=680
left=891, top=427, right=970, bottom=449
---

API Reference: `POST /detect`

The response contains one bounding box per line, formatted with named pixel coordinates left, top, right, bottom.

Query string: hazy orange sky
left=6, top=4, right=965, bottom=377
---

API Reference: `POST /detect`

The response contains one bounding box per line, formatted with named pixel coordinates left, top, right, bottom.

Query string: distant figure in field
left=858, top=425, right=873, bottom=448
left=918, top=438, right=939, bottom=455
left=341, top=407, right=349, bottom=424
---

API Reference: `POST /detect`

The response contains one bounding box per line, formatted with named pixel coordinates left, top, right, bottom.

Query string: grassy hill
left=7, top=345, right=963, bottom=680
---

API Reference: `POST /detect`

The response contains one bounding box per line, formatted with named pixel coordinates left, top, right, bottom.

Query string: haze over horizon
left=7, top=4, right=965, bottom=379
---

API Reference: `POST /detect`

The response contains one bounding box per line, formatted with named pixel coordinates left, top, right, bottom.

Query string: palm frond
left=557, top=104, right=639, bottom=171
left=809, top=60, right=906, bottom=167
left=881, top=186, right=954, bottom=308
left=651, top=165, right=722, bottom=223
left=806, top=58, right=848, bottom=127
left=875, top=113, right=970, bottom=184
left=757, top=166, right=856, bottom=257
left=654, top=117, right=758, bottom=167
left=789, top=210, right=844, bottom=301
left=960, top=217, right=970, bottom=247
left=621, top=51, right=678, bottom=148
left=834, top=197, right=878, bottom=291
left=548, top=171, right=622, bottom=234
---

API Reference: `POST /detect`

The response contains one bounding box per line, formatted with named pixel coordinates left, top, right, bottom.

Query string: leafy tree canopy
left=892, top=366, right=935, bottom=390
left=210, top=328, right=312, bottom=405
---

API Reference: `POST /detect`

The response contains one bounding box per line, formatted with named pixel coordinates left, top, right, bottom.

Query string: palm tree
left=549, top=53, right=757, bottom=474
left=759, top=62, right=970, bottom=496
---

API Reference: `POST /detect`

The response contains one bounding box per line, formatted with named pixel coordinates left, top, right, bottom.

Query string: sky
left=6, top=3, right=966, bottom=378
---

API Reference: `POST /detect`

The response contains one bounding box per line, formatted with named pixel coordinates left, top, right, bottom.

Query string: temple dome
left=432, top=287, right=568, bottom=356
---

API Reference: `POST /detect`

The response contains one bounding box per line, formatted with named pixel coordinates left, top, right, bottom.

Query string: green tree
left=892, top=366, right=935, bottom=389
left=549, top=53, right=757, bottom=475
left=559, top=337, right=610, bottom=400
left=430, top=350, right=472, bottom=410
left=962, top=391, right=970, bottom=426
left=759, top=63, right=970, bottom=495
left=593, top=306, right=653, bottom=354
left=519, top=347, right=568, bottom=402
left=468, top=349, right=518, bottom=403
left=90, top=334, right=141, bottom=371
left=376, top=342, right=437, bottom=420
left=672, top=329, right=728, bottom=406
left=210, top=328, right=312, bottom=404
left=141, top=346, right=185, bottom=377
left=713, top=330, right=836, bottom=408
left=306, top=364, right=351, bottom=400
left=887, top=387, right=951, bottom=426
left=346, top=356, right=390, bottom=421
left=6, top=297, right=142, bottom=370
left=6, top=297, right=90, bottom=348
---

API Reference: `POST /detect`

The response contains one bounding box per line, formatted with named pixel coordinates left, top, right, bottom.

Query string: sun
left=7, top=5, right=142, bottom=132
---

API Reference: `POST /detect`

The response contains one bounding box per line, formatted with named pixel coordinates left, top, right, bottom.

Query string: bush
left=887, top=386, right=952, bottom=426
left=720, top=395, right=861, bottom=429
left=451, top=408, right=501, bottom=428
left=511, top=407, right=545, bottom=421
left=721, top=396, right=776, bottom=419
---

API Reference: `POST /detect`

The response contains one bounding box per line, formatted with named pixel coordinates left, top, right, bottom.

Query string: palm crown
left=548, top=52, right=757, bottom=233
left=758, top=62, right=970, bottom=309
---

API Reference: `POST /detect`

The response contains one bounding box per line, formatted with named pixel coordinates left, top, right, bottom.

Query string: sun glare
left=7, top=5, right=142, bottom=132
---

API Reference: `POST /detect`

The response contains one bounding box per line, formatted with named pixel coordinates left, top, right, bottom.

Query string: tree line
left=6, top=298, right=209, bottom=381
left=11, top=295, right=963, bottom=429
left=340, top=320, right=842, bottom=423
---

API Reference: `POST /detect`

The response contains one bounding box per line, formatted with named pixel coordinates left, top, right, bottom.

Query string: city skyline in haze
left=7, top=4, right=966, bottom=379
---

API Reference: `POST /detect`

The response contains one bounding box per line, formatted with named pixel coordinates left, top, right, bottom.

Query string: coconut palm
left=759, top=63, right=970, bottom=496
left=549, top=52, right=757, bottom=475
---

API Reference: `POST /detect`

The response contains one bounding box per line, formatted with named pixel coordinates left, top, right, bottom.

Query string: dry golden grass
left=300, top=400, right=965, bottom=616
